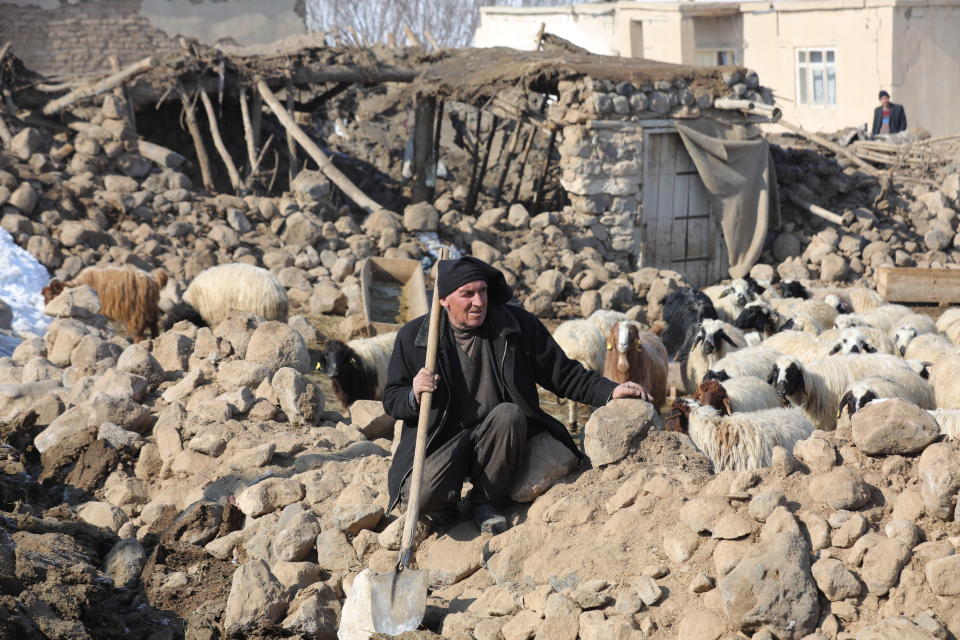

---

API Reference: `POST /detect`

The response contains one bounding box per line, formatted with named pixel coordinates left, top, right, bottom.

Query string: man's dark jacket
left=383, top=303, right=617, bottom=512
left=871, top=103, right=907, bottom=136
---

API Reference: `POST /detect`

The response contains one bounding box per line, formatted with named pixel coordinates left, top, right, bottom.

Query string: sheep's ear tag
left=314, top=362, right=321, bottom=370
left=606, top=343, right=613, bottom=350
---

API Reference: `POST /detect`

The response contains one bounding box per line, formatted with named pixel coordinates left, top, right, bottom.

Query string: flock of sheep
left=45, top=261, right=960, bottom=478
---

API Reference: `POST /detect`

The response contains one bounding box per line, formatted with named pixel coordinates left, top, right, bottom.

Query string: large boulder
left=511, top=431, right=579, bottom=502
left=272, top=367, right=323, bottom=426
left=851, top=399, right=939, bottom=455
left=223, top=560, right=288, bottom=633
left=918, top=442, right=960, bottom=520
left=245, top=321, right=310, bottom=374
left=583, top=399, right=661, bottom=466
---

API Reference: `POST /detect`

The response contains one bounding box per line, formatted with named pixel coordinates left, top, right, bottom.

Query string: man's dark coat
left=871, top=103, right=907, bottom=136
left=383, top=303, right=617, bottom=511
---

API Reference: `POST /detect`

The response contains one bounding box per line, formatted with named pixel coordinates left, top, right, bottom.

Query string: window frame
left=695, top=48, right=738, bottom=67
left=796, top=46, right=837, bottom=107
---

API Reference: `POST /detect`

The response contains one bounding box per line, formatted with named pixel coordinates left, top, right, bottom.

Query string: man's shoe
left=426, top=505, right=460, bottom=533
left=473, top=503, right=508, bottom=535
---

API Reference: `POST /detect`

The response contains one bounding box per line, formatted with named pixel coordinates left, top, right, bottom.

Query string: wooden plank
left=876, top=266, right=960, bottom=304
left=655, top=133, right=678, bottom=269
left=670, top=141, right=689, bottom=278
left=641, top=132, right=661, bottom=267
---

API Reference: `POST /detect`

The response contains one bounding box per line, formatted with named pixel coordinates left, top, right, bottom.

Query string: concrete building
left=474, top=0, right=960, bottom=136
left=0, top=0, right=308, bottom=77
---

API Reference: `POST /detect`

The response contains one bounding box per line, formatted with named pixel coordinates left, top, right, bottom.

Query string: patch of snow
left=0, top=227, right=51, bottom=336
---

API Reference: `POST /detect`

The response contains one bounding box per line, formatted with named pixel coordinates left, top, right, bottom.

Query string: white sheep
left=694, top=376, right=781, bottom=413
left=940, top=316, right=960, bottom=348
left=783, top=312, right=824, bottom=335
left=811, top=287, right=884, bottom=314
left=820, top=327, right=895, bottom=355
left=676, top=400, right=814, bottom=471
left=318, top=331, right=398, bottom=408
left=768, top=297, right=839, bottom=332
left=552, top=318, right=607, bottom=429
left=902, top=332, right=956, bottom=365
left=936, top=308, right=960, bottom=334
left=768, top=353, right=914, bottom=431
left=861, top=304, right=913, bottom=334
left=929, top=354, right=960, bottom=409
left=704, top=279, right=757, bottom=323
left=182, top=263, right=288, bottom=327
left=836, top=369, right=936, bottom=417
left=682, top=319, right=746, bottom=393
left=928, top=409, right=960, bottom=440
left=588, top=309, right=629, bottom=342
left=892, top=313, right=938, bottom=356
left=761, top=330, right=827, bottom=364
left=705, top=346, right=783, bottom=383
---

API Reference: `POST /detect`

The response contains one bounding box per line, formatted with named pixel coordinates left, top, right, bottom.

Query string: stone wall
left=0, top=0, right=306, bottom=78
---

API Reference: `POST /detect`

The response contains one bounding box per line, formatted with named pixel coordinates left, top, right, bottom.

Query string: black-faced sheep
left=666, top=398, right=814, bottom=471
left=43, top=266, right=168, bottom=342
left=704, top=346, right=783, bottom=383
left=836, top=370, right=936, bottom=417
left=892, top=313, right=938, bottom=356
left=692, top=377, right=781, bottom=414
left=704, top=279, right=757, bottom=323
left=658, top=287, right=718, bottom=360
left=775, top=280, right=811, bottom=299
left=317, top=331, right=398, bottom=409
left=767, top=353, right=914, bottom=431
left=178, top=263, right=288, bottom=328
left=682, top=319, right=746, bottom=393
left=761, top=330, right=827, bottom=364
left=603, top=321, right=668, bottom=409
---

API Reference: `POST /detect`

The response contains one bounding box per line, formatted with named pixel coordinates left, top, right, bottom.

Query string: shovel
left=368, top=248, right=448, bottom=635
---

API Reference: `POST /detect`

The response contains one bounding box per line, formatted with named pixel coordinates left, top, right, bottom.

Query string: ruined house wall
left=0, top=0, right=306, bottom=77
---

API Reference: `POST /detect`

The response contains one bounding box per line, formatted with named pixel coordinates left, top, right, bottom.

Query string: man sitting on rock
left=383, top=256, right=650, bottom=535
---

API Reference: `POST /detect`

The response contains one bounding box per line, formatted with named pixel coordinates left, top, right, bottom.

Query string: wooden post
left=424, top=30, right=441, bottom=51
left=492, top=121, right=522, bottom=208
left=433, top=100, right=445, bottom=185
left=43, top=56, right=155, bottom=115
left=285, top=76, right=298, bottom=184
left=404, top=25, right=423, bottom=48
left=533, top=130, right=558, bottom=215
left=256, top=79, right=383, bottom=214
left=251, top=90, right=263, bottom=153
left=785, top=190, right=846, bottom=226
left=176, top=84, right=214, bottom=192
left=466, top=113, right=499, bottom=218
left=511, top=127, right=537, bottom=204
left=240, top=86, right=258, bottom=177
left=779, top=119, right=883, bottom=179
left=197, top=87, right=242, bottom=192
left=411, top=96, right=436, bottom=204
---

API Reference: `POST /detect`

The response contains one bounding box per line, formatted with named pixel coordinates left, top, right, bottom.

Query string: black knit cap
left=879, top=90, right=890, bottom=99
left=437, top=256, right=513, bottom=305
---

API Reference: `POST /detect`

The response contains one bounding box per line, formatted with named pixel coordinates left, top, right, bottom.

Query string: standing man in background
left=872, top=90, right=907, bottom=136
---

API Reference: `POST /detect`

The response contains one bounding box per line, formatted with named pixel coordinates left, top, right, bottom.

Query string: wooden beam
left=778, top=119, right=883, bottom=179
left=239, top=86, right=258, bottom=177
left=43, top=56, right=155, bottom=115
left=411, top=96, right=436, bottom=204
left=285, top=76, right=298, bottom=184
left=785, top=190, right=846, bottom=226
left=876, top=266, right=960, bottom=304
left=198, top=87, right=242, bottom=192
left=175, top=84, right=214, bottom=192
left=404, top=25, right=423, bottom=48
left=256, top=79, right=383, bottom=215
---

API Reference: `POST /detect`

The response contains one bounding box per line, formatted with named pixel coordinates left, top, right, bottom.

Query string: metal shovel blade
left=368, top=567, right=430, bottom=635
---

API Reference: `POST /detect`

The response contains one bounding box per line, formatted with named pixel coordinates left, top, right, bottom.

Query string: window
left=695, top=49, right=737, bottom=66
left=796, top=48, right=837, bottom=106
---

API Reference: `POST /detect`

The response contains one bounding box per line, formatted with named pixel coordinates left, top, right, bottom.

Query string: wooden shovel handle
left=398, top=248, right=448, bottom=568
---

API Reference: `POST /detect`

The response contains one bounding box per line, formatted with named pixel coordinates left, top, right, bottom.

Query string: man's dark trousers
left=399, top=402, right=528, bottom=511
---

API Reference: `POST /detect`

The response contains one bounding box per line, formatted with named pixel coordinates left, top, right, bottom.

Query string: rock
left=349, top=400, right=393, bottom=439
left=280, top=586, right=341, bottom=637
left=403, top=202, right=439, bottom=231
left=502, top=610, right=542, bottom=640
left=851, top=399, right=939, bottom=455
left=507, top=204, right=531, bottom=228
left=44, top=285, right=101, bottom=319
left=689, top=571, right=715, bottom=593
left=237, top=478, right=305, bottom=517
left=223, top=560, right=288, bottom=633
left=511, top=431, right=579, bottom=502
left=748, top=488, right=786, bottom=522
left=76, top=500, right=128, bottom=533
left=330, top=502, right=382, bottom=535
left=291, top=170, right=331, bottom=208
left=282, top=211, right=322, bottom=246
left=90, top=369, right=148, bottom=402
left=918, top=442, right=960, bottom=520
left=807, top=467, right=871, bottom=510
left=831, top=513, right=867, bottom=548
left=310, top=283, right=347, bottom=315
left=676, top=611, right=726, bottom=640
left=632, top=575, right=663, bottom=605
left=212, top=313, right=261, bottom=358
left=273, top=510, right=321, bottom=562
left=719, top=530, right=819, bottom=639
left=218, top=360, right=270, bottom=391
left=419, top=521, right=484, bottom=587
left=856, top=615, right=944, bottom=639
left=10, top=127, right=45, bottom=160
left=315, top=528, right=357, bottom=572
left=103, top=539, right=146, bottom=588
left=188, top=432, right=226, bottom=456
left=8, top=182, right=38, bottom=214
left=153, top=332, right=193, bottom=372
left=98, top=422, right=141, bottom=451
left=819, top=254, right=848, bottom=281
left=662, top=525, right=700, bottom=563
left=245, top=321, right=310, bottom=374
left=584, top=399, right=662, bottom=466
left=273, top=367, right=323, bottom=426
left=477, top=207, right=507, bottom=229
left=468, top=585, right=519, bottom=617
left=792, top=434, right=837, bottom=472
left=924, top=555, right=960, bottom=596
left=811, top=557, right=861, bottom=601
left=861, top=539, right=911, bottom=596
left=339, top=569, right=378, bottom=640
left=116, top=343, right=163, bottom=386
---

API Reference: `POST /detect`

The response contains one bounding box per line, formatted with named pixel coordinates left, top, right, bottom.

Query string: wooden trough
left=876, top=265, right=960, bottom=304
left=360, top=257, right=429, bottom=334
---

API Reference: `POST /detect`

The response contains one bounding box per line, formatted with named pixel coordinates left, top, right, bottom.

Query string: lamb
left=317, top=331, right=398, bottom=409
left=902, top=332, right=956, bottom=364
left=693, top=377, right=781, bottom=414
left=767, top=353, right=914, bottom=431
left=552, top=318, right=607, bottom=428
left=892, top=313, right=938, bottom=356
left=588, top=309, right=629, bottom=342
left=811, top=287, right=884, bottom=314
left=768, top=297, right=839, bottom=331
left=704, top=279, right=757, bottom=323
left=667, top=398, right=814, bottom=471
left=734, top=300, right=784, bottom=339
left=704, top=346, right=783, bottom=383
left=836, top=369, right=936, bottom=417
left=43, top=266, right=168, bottom=342
left=603, top=321, right=668, bottom=409
left=761, top=330, right=827, bottom=364
left=658, top=287, right=719, bottom=360
left=820, top=327, right=894, bottom=355
left=681, top=319, right=746, bottom=393
left=779, top=312, right=824, bottom=335
left=178, top=263, right=288, bottom=327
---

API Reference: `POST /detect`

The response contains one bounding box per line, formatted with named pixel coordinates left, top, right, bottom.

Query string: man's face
left=880, top=95, right=890, bottom=107
left=440, top=280, right=488, bottom=329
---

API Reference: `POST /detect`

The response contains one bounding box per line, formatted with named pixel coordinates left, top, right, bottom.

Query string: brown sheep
left=602, top=320, right=668, bottom=410
left=43, top=266, right=168, bottom=342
